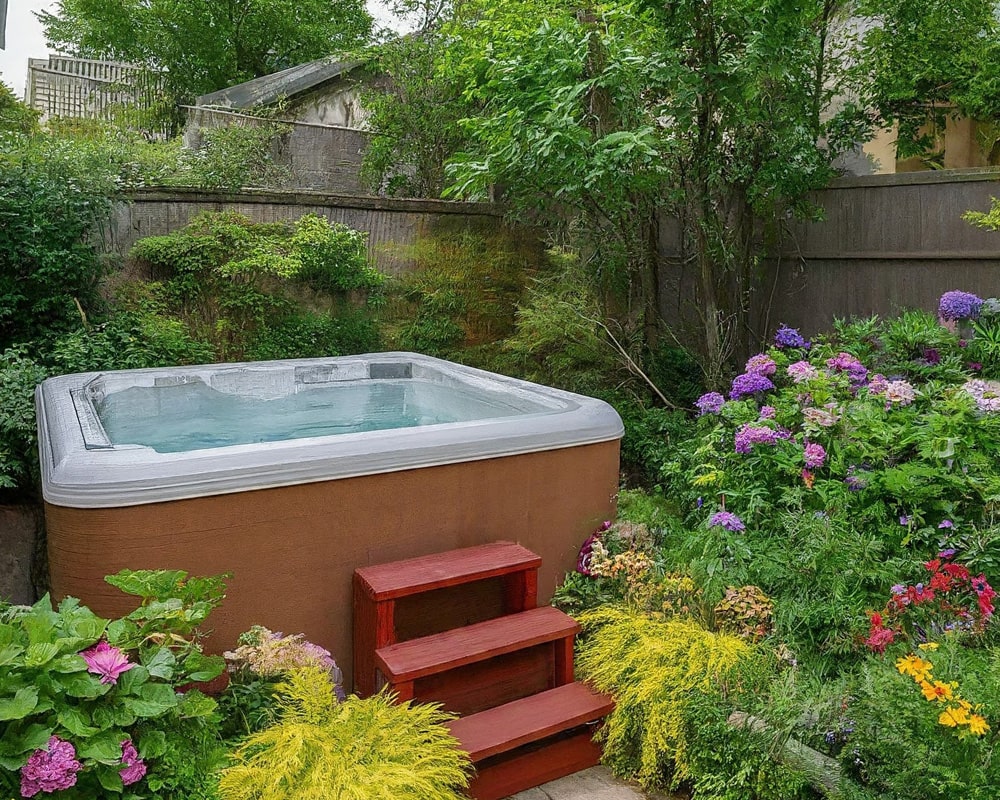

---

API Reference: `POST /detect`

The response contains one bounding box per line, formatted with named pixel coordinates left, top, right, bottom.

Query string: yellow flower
left=968, top=714, right=991, bottom=736
left=919, top=680, right=954, bottom=702
left=896, top=654, right=934, bottom=683
left=939, top=705, right=972, bottom=728
left=918, top=642, right=940, bottom=651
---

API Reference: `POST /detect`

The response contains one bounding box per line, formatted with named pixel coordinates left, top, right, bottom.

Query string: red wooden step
left=376, top=606, right=578, bottom=687
left=447, top=682, right=614, bottom=800
left=354, top=542, right=541, bottom=696
left=355, top=541, right=541, bottom=601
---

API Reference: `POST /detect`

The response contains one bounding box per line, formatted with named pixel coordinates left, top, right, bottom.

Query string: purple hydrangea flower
left=826, top=352, right=868, bottom=385
left=695, top=391, right=726, bottom=416
left=938, top=548, right=957, bottom=558
left=938, top=290, right=983, bottom=321
left=774, top=325, right=808, bottom=349
left=787, top=360, right=818, bottom=384
left=709, top=511, right=745, bottom=532
left=119, top=739, right=147, bottom=787
left=803, top=442, right=826, bottom=469
left=938, top=520, right=954, bottom=529
left=20, top=737, right=83, bottom=797
left=730, top=372, right=774, bottom=399
left=844, top=465, right=868, bottom=491
left=759, top=405, right=776, bottom=419
left=922, top=348, right=941, bottom=365
left=734, top=423, right=782, bottom=454
left=900, top=515, right=911, bottom=526
left=745, top=354, right=777, bottom=376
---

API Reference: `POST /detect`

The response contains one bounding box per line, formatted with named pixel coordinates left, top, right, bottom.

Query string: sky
left=0, top=0, right=407, bottom=100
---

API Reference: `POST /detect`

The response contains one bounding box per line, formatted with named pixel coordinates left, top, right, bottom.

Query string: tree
left=848, top=0, right=1000, bottom=160
left=38, top=0, right=373, bottom=102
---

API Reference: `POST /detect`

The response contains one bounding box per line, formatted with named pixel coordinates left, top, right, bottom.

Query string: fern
left=576, top=607, right=752, bottom=790
left=218, top=668, right=469, bottom=800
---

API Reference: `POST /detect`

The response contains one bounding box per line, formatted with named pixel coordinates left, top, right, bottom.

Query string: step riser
left=466, top=726, right=605, bottom=800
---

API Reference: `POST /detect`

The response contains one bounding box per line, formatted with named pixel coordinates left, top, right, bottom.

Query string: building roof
left=196, top=57, right=364, bottom=109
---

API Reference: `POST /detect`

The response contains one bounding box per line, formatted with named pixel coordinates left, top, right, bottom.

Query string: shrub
left=217, top=668, right=470, bottom=800
left=0, top=570, right=228, bottom=799
left=180, top=122, right=291, bottom=191
left=129, top=211, right=384, bottom=361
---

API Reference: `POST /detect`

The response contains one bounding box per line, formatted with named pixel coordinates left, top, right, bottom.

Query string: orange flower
left=968, top=714, right=991, bottom=736
left=896, top=654, right=933, bottom=683
left=920, top=680, right=954, bottom=702
left=939, top=705, right=972, bottom=728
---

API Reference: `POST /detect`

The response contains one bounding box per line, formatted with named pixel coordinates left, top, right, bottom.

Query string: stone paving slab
left=506, top=766, right=679, bottom=800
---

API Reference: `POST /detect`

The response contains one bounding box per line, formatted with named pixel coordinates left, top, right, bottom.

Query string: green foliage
left=218, top=668, right=469, bottom=800
left=361, top=34, right=471, bottom=197
left=129, top=211, right=383, bottom=361
left=0, top=571, right=227, bottom=798
left=381, top=231, right=529, bottom=356
left=575, top=607, right=754, bottom=791
left=0, top=132, right=119, bottom=350
left=848, top=0, right=1000, bottom=161
left=39, top=0, right=372, bottom=102
left=964, top=197, right=1000, bottom=232
left=181, top=123, right=292, bottom=191
left=0, top=349, right=49, bottom=493
left=0, top=82, right=40, bottom=135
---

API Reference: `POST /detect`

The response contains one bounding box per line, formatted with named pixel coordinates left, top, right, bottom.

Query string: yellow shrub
left=218, top=667, right=470, bottom=800
left=576, top=607, right=752, bottom=790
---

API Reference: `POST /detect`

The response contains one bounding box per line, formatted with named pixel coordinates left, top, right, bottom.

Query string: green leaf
left=23, top=642, right=60, bottom=667
left=78, top=730, right=124, bottom=763
left=57, top=707, right=99, bottom=737
left=176, top=689, right=217, bottom=719
left=0, top=643, right=25, bottom=666
left=49, top=653, right=88, bottom=673
left=124, top=683, right=178, bottom=718
left=57, top=671, right=107, bottom=699
left=117, top=665, right=149, bottom=695
left=95, top=763, right=125, bottom=793
left=0, top=721, right=53, bottom=758
left=93, top=703, right=137, bottom=729
left=182, top=651, right=224, bottom=683
left=137, top=729, right=167, bottom=759
left=0, top=686, right=38, bottom=720
left=143, top=646, right=176, bottom=680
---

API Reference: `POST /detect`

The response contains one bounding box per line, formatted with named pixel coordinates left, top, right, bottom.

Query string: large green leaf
left=77, top=730, right=125, bottom=763
left=0, top=686, right=38, bottom=721
left=0, top=642, right=24, bottom=667
left=23, top=642, right=59, bottom=668
left=57, top=670, right=107, bottom=699
left=176, top=689, right=217, bottom=719
left=124, top=683, right=178, bottom=717
left=143, top=646, right=176, bottom=680
left=57, top=706, right=99, bottom=737
left=182, top=651, right=224, bottom=683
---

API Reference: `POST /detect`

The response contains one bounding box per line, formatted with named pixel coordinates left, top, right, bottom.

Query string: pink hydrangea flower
left=883, top=380, right=916, bottom=408
left=802, top=405, right=840, bottom=427
left=745, top=353, right=777, bottom=376
left=803, top=442, right=826, bottom=469
left=119, top=739, right=147, bottom=786
left=81, top=640, right=135, bottom=685
left=20, top=736, right=83, bottom=797
left=786, top=360, right=818, bottom=384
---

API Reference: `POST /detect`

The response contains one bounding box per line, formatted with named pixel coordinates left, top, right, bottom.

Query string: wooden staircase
left=354, top=541, right=613, bottom=800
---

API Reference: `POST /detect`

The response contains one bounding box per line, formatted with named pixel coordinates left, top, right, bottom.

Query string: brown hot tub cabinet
left=38, top=353, right=622, bottom=689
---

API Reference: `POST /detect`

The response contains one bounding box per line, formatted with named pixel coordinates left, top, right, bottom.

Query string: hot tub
left=38, top=353, right=622, bottom=687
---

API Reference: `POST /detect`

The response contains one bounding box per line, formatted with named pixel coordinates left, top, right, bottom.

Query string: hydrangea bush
left=0, top=570, right=228, bottom=799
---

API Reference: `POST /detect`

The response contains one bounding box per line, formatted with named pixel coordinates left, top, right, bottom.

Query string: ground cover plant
left=559, top=291, right=1000, bottom=799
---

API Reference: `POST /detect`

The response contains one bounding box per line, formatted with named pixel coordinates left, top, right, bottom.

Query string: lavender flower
left=938, top=290, right=983, bottom=321
left=866, top=373, right=889, bottom=395
left=826, top=352, right=868, bottom=384
left=774, top=324, right=808, bottom=349
left=709, top=511, right=745, bottom=532
left=787, top=360, right=818, bottom=384
left=730, top=372, right=775, bottom=399
left=938, top=520, right=954, bottom=529
left=759, top=405, right=776, bottom=419
left=734, top=423, right=783, bottom=454
left=844, top=465, right=868, bottom=491
left=20, top=737, right=83, bottom=797
left=803, top=442, right=826, bottom=469
left=745, top=354, right=777, bottom=376
left=695, top=391, right=726, bottom=416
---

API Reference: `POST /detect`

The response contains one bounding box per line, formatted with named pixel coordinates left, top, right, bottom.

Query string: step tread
left=355, top=541, right=541, bottom=601
left=376, top=606, right=578, bottom=682
left=446, top=682, right=613, bottom=762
